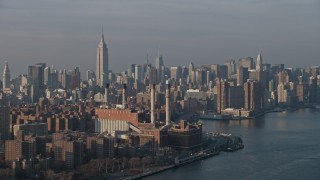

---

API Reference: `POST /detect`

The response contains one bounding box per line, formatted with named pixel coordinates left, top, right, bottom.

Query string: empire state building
left=96, top=33, right=109, bottom=86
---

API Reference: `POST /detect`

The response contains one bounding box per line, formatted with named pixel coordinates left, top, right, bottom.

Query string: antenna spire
left=101, top=25, right=104, bottom=42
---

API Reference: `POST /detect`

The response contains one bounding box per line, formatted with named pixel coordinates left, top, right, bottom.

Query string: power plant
left=95, top=81, right=203, bottom=152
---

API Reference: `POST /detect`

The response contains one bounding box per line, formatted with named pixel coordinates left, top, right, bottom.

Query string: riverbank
left=122, top=165, right=175, bottom=180
left=117, top=133, right=243, bottom=180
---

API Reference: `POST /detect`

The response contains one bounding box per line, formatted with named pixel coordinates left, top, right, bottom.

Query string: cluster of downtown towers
left=2, top=34, right=320, bottom=113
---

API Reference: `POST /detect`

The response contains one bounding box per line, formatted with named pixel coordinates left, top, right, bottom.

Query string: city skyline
left=1, top=0, right=320, bottom=77
left=1, top=1, right=320, bottom=179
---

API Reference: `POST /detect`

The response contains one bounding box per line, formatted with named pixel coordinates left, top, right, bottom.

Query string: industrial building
left=94, top=81, right=204, bottom=152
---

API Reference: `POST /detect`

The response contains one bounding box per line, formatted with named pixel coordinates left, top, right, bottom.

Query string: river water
left=147, top=108, right=320, bottom=180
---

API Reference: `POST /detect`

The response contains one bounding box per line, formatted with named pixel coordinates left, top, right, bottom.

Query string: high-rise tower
left=2, top=61, right=10, bottom=90
left=256, top=50, right=263, bottom=82
left=155, top=55, right=164, bottom=83
left=216, top=79, right=229, bottom=113
left=256, top=50, right=262, bottom=71
left=0, top=105, right=10, bottom=140
left=96, top=32, right=109, bottom=87
left=28, top=64, right=45, bottom=103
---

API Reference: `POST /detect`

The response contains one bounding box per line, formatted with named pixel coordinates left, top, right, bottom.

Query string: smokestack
left=122, top=84, right=127, bottom=108
left=104, top=83, right=109, bottom=107
left=166, top=80, right=170, bottom=125
left=150, top=84, right=155, bottom=124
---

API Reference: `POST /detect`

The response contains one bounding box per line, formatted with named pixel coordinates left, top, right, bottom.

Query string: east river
left=147, top=108, right=320, bottom=180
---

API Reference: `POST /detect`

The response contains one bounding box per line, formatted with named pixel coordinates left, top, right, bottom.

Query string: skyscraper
left=256, top=50, right=263, bottom=82
left=28, top=63, right=46, bottom=103
left=256, top=50, right=262, bottom=71
left=86, top=70, right=96, bottom=81
left=170, top=66, right=182, bottom=80
left=44, top=66, right=59, bottom=90
left=96, top=32, right=109, bottom=87
left=60, top=69, right=69, bottom=89
left=44, top=66, right=50, bottom=85
left=219, top=65, right=228, bottom=80
left=128, top=64, right=136, bottom=78
left=187, top=62, right=194, bottom=83
left=237, top=66, right=249, bottom=86
left=155, top=55, right=164, bottom=83
left=244, top=80, right=263, bottom=113
left=2, top=61, right=10, bottom=90
left=216, top=79, right=229, bottom=113
left=135, top=65, right=142, bottom=82
left=155, top=55, right=164, bottom=70
left=224, top=59, right=236, bottom=78
left=71, top=67, right=80, bottom=90
left=0, top=105, right=10, bottom=140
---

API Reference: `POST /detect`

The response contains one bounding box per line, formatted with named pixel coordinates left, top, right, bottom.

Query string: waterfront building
left=167, top=120, right=202, bottom=151
left=277, top=83, right=287, bottom=103
left=244, top=80, right=263, bottom=113
left=297, top=83, right=308, bottom=103
left=95, top=108, right=140, bottom=133
left=216, top=79, right=229, bottom=113
left=309, top=76, right=318, bottom=103
left=229, top=85, right=244, bottom=109
left=96, top=32, right=109, bottom=86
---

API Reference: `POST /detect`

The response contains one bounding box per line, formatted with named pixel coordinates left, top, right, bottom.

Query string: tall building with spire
left=2, top=61, right=10, bottom=90
left=256, top=50, right=262, bottom=71
left=96, top=32, right=109, bottom=87
left=256, top=50, right=263, bottom=82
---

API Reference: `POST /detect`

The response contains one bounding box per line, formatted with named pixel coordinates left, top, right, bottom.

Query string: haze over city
left=0, top=0, right=319, bottom=76
left=1, top=0, right=320, bottom=179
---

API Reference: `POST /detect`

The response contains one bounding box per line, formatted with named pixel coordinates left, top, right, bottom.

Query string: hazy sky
left=0, top=0, right=319, bottom=77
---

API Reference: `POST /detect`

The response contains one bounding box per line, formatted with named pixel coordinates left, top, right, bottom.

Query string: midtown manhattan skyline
left=0, top=0, right=320, bottom=77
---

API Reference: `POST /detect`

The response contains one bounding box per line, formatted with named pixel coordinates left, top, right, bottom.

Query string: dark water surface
left=147, top=109, right=320, bottom=180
